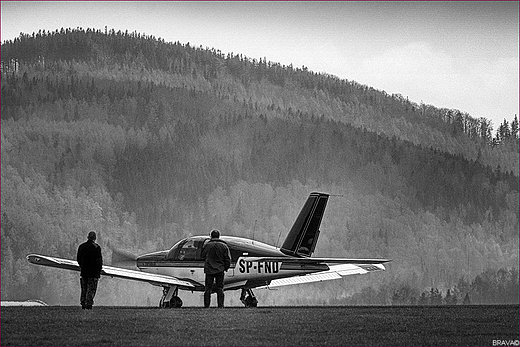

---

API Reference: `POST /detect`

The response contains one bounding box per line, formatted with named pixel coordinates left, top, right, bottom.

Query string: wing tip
left=26, top=254, right=41, bottom=263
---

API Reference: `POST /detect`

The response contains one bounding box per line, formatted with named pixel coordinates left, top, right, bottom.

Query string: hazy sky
left=1, top=1, right=518, bottom=128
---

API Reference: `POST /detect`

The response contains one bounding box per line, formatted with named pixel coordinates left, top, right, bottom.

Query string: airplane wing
left=258, top=263, right=386, bottom=289
left=26, top=254, right=198, bottom=289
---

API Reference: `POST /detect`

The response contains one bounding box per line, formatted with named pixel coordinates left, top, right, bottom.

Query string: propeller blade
left=111, top=248, right=138, bottom=269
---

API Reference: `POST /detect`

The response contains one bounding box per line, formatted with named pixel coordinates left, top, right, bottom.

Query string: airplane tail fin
left=280, top=192, right=329, bottom=257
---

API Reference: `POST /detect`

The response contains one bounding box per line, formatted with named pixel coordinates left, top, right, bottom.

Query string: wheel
left=170, top=296, right=183, bottom=308
left=244, top=295, right=258, bottom=308
left=160, top=300, right=171, bottom=308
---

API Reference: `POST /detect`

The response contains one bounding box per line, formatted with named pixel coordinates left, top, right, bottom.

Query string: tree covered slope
left=1, top=29, right=518, bottom=305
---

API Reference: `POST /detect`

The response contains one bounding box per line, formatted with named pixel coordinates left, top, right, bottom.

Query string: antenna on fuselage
left=252, top=219, right=257, bottom=243
left=276, top=229, right=283, bottom=248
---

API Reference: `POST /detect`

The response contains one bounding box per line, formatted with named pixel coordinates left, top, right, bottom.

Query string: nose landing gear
left=159, top=286, right=183, bottom=308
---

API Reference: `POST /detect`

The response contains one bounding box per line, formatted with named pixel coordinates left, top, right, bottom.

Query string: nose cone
left=136, top=250, right=168, bottom=262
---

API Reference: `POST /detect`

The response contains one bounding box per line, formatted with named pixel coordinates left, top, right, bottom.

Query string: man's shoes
left=85, top=305, right=92, bottom=310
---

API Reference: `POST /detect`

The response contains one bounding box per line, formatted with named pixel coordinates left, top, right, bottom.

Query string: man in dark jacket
left=201, top=229, right=231, bottom=308
left=77, top=231, right=103, bottom=309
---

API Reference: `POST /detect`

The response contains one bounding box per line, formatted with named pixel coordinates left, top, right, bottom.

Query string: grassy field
left=1, top=305, right=518, bottom=346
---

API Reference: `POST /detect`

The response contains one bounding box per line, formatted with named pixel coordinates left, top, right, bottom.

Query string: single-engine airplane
left=27, top=192, right=390, bottom=307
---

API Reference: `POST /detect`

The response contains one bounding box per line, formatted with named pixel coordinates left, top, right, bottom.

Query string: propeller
left=110, top=248, right=139, bottom=269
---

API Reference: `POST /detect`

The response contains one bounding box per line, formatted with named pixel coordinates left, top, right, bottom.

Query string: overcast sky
left=1, top=1, right=518, bottom=129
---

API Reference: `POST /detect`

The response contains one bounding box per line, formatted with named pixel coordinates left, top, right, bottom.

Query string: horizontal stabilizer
left=259, top=263, right=386, bottom=289
left=241, top=256, right=391, bottom=265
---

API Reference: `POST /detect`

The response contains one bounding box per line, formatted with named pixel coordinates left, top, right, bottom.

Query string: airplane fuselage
left=136, top=236, right=327, bottom=290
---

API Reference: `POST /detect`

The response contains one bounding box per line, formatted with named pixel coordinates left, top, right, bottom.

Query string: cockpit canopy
left=166, top=236, right=209, bottom=261
left=163, top=235, right=284, bottom=262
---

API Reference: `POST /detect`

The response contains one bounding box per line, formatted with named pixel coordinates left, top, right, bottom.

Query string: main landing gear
left=240, top=288, right=258, bottom=307
left=159, top=286, right=183, bottom=308
left=159, top=286, right=259, bottom=308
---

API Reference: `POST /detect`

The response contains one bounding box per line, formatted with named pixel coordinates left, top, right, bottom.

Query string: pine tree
left=511, top=114, right=519, bottom=139
left=444, top=289, right=458, bottom=305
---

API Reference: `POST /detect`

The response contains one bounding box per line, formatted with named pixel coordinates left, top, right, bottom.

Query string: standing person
left=201, top=229, right=231, bottom=308
left=77, top=231, right=103, bottom=309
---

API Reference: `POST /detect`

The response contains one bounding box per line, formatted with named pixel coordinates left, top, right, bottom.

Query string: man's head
left=87, top=231, right=97, bottom=241
left=210, top=229, right=220, bottom=239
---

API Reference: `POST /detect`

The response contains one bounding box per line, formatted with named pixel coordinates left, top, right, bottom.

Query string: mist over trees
left=1, top=28, right=518, bottom=306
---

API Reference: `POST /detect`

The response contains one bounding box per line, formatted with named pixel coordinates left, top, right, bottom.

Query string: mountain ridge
left=2, top=28, right=518, bottom=173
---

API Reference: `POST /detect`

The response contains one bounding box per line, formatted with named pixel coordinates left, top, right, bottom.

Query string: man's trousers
left=204, top=272, right=225, bottom=308
left=80, top=277, right=99, bottom=309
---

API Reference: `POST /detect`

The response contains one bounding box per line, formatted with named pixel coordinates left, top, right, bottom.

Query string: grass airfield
left=1, top=305, right=518, bottom=346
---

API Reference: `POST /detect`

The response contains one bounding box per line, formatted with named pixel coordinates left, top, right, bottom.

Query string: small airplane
left=27, top=192, right=390, bottom=308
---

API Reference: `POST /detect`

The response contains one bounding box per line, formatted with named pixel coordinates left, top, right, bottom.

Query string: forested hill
left=2, top=28, right=519, bottom=172
left=1, top=28, right=518, bottom=306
